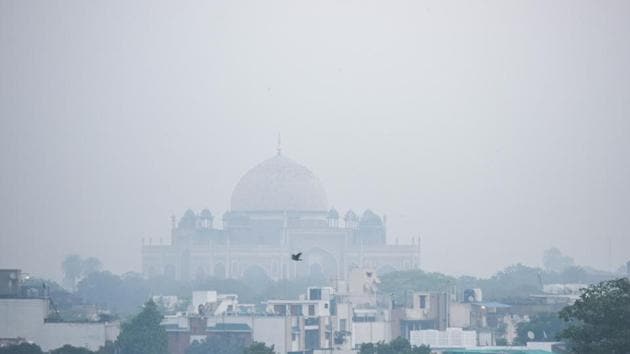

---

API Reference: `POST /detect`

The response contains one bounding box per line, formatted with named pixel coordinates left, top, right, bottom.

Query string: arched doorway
left=305, top=247, right=338, bottom=280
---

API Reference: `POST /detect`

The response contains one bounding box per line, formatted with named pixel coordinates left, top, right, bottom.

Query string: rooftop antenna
left=277, top=133, right=282, bottom=155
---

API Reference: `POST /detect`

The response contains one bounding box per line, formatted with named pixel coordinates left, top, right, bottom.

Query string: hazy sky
left=1, top=0, right=629, bottom=280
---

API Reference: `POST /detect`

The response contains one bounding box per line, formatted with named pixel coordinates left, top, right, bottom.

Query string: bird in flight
left=291, top=252, right=303, bottom=261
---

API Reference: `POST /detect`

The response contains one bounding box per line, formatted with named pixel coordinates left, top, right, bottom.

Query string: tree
left=77, top=271, right=124, bottom=309
left=62, top=254, right=84, bottom=290
left=558, top=266, right=587, bottom=284
left=76, top=271, right=152, bottom=315
left=94, top=341, right=117, bottom=354
left=359, top=342, right=377, bottom=354
left=50, top=345, right=94, bottom=354
left=117, top=299, right=168, bottom=354
left=22, top=277, right=81, bottom=310
left=62, top=255, right=103, bottom=291
left=391, top=336, right=412, bottom=354
left=476, top=263, right=543, bottom=301
left=359, top=337, right=430, bottom=354
left=514, top=312, right=567, bottom=345
left=410, top=344, right=432, bottom=354
left=558, top=278, right=630, bottom=353
left=543, top=247, right=574, bottom=273
left=82, top=257, right=102, bottom=276
left=244, top=342, right=275, bottom=354
left=0, top=343, right=43, bottom=354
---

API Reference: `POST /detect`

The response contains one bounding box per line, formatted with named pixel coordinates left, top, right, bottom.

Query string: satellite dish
left=527, top=331, right=535, bottom=340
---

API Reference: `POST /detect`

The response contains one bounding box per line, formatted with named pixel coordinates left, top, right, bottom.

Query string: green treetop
left=117, top=299, right=168, bottom=354
left=559, top=278, right=630, bottom=353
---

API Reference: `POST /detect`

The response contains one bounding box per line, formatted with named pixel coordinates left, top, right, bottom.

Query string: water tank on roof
left=463, top=288, right=482, bottom=302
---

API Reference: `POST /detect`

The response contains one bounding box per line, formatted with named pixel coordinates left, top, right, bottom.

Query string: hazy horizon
left=1, top=0, right=629, bottom=281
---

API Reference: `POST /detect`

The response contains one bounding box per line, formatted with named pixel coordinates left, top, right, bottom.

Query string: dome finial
left=276, top=133, right=282, bottom=156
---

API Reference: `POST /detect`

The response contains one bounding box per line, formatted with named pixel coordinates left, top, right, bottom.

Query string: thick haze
left=1, top=0, right=629, bottom=280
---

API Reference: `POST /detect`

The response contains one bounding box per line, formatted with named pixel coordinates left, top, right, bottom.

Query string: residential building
left=0, top=276, right=120, bottom=352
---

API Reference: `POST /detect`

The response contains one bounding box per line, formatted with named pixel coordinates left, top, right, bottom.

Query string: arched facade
left=142, top=151, right=421, bottom=281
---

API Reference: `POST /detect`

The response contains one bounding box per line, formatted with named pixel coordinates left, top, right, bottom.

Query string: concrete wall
left=0, top=298, right=48, bottom=340
left=449, top=303, right=471, bottom=328
left=0, top=298, right=119, bottom=351
left=351, top=322, right=391, bottom=348
left=409, top=328, right=476, bottom=347
left=220, top=316, right=290, bottom=354
left=167, top=331, right=191, bottom=354
left=252, top=317, right=291, bottom=354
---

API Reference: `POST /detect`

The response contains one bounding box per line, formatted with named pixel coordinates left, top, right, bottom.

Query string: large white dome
left=230, top=154, right=328, bottom=211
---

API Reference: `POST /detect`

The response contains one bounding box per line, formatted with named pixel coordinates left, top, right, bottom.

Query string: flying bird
left=291, top=252, right=303, bottom=261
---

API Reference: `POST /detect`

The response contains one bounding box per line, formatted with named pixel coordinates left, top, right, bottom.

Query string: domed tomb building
left=142, top=150, right=420, bottom=281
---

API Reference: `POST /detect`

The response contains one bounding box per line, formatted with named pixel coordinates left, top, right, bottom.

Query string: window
left=419, top=295, right=427, bottom=309
left=340, top=319, right=347, bottom=331
left=290, top=305, right=302, bottom=316
left=305, top=330, right=319, bottom=349
left=274, top=305, right=287, bottom=315
left=308, top=304, right=315, bottom=316
left=309, top=288, right=322, bottom=300
left=305, top=317, right=319, bottom=326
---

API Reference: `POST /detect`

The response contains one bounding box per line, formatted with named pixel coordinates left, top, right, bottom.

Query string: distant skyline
left=1, top=0, right=629, bottom=280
